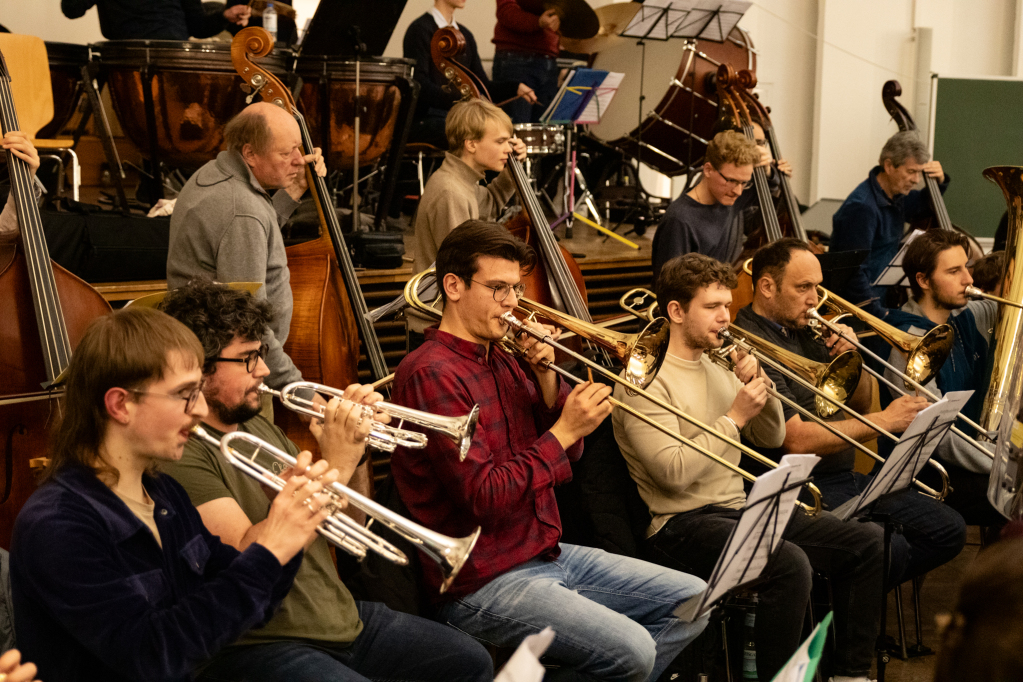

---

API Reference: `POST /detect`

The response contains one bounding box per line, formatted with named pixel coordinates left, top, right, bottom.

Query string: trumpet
left=404, top=270, right=822, bottom=515
left=190, top=425, right=480, bottom=593
left=260, top=381, right=480, bottom=459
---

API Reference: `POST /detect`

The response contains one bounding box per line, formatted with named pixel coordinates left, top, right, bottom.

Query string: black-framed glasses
left=214, top=344, right=268, bottom=373
left=712, top=167, right=753, bottom=190
left=471, top=279, right=526, bottom=302
left=129, top=378, right=206, bottom=413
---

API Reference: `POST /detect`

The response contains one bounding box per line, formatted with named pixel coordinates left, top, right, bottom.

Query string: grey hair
left=879, top=130, right=929, bottom=167
left=224, top=107, right=274, bottom=155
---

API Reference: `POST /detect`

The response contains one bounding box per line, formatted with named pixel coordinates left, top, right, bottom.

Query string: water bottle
left=263, top=1, right=278, bottom=42
left=742, top=596, right=758, bottom=680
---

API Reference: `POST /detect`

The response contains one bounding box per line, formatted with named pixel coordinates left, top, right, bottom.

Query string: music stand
left=873, top=230, right=927, bottom=288
left=618, top=1, right=751, bottom=173
left=676, top=454, right=819, bottom=622
left=299, top=0, right=408, bottom=56
left=829, top=390, right=972, bottom=682
left=816, top=250, right=867, bottom=294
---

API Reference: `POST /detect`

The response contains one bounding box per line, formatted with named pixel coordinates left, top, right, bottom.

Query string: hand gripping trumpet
left=499, top=313, right=824, bottom=515
left=190, top=425, right=481, bottom=593
left=259, top=381, right=480, bottom=459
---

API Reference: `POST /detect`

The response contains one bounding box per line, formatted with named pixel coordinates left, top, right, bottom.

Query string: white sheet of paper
left=622, top=0, right=673, bottom=39
left=494, top=628, right=556, bottom=682
left=770, top=612, right=833, bottom=682
left=675, top=454, right=819, bottom=621
left=832, top=391, right=973, bottom=520
left=575, top=72, right=625, bottom=124
left=669, top=0, right=752, bottom=40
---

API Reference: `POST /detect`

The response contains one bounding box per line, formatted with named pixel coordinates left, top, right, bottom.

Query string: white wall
left=2, top=2, right=104, bottom=44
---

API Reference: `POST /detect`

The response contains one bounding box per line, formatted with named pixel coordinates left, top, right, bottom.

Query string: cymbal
left=560, top=2, right=640, bottom=54
left=545, top=0, right=600, bottom=40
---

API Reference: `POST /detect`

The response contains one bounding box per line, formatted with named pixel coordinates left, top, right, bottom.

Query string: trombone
left=260, top=380, right=480, bottom=460
left=404, top=269, right=823, bottom=515
left=809, top=287, right=995, bottom=459
left=619, top=288, right=951, bottom=498
left=190, top=425, right=480, bottom=593
left=965, top=285, right=1023, bottom=309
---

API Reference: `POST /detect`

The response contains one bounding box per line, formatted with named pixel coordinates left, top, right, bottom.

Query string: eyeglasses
left=213, top=345, right=268, bottom=373
left=471, top=279, right=526, bottom=302
left=129, top=379, right=206, bottom=413
left=712, top=167, right=753, bottom=190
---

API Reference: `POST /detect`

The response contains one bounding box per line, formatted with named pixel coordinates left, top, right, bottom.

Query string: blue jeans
left=492, top=51, right=560, bottom=124
left=196, top=601, right=493, bottom=682
left=814, top=471, right=966, bottom=587
left=647, top=505, right=884, bottom=679
left=437, top=543, right=708, bottom=682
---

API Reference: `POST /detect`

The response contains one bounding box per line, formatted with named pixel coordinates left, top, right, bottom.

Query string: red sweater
left=493, top=0, right=560, bottom=58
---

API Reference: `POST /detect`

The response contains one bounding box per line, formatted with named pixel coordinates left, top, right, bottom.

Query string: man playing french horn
left=159, top=279, right=495, bottom=682
left=734, top=238, right=967, bottom=587
left=613, top=252, right=885, bottom=682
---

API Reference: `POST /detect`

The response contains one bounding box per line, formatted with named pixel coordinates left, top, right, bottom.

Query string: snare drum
left=92, top=40, right=291, bottom=168
left=589, top=27, right=756, bottom=176
left=295, top=56, right=415, bottom=169
left=513, top=123, right=566, bottom=156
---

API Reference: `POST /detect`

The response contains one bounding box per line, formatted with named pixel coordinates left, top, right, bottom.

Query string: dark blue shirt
left=11, top=464, right=301, bottom=682
left=830, top=166, right=950, bottom=312
left=60, top=0, right=231, bottom=40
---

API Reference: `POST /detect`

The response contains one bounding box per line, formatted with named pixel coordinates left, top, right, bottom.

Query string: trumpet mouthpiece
left=717, top=327, right=732, bottom=340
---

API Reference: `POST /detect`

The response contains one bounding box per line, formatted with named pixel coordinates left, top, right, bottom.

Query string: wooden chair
left=0, top=33, right=80, bottom=200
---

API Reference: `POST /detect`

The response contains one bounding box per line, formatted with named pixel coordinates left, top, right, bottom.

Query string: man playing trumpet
left=392, top=220, right=710, bottom=681
left=159, top=278, right=494, bottom=682
left=734, top=238, right=967, bottom=586
left=613, top=252, right=885, bottom=682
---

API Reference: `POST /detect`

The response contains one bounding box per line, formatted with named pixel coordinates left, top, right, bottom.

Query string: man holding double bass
left=167, top=102, right=326, bottom=390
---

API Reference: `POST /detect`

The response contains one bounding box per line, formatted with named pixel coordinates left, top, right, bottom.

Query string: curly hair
left=655, top=253, right=737, bottom=313
left=706, top=130, right=760, bottom=169
left=159, top=278, right=273, bottom=374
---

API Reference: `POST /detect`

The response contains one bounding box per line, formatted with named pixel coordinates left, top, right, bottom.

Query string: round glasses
left=129, top=379, right=206, bottom=413
left=471, top=279, right=526, bottom=303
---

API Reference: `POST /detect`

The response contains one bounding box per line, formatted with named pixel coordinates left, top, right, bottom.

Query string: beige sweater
left=612, top=352, right=786, bottom=536
left=412, top=152, right=517, bottom=273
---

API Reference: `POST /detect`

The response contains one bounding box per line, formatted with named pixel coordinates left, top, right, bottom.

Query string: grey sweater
left=167, top=150, right=302, bottom=388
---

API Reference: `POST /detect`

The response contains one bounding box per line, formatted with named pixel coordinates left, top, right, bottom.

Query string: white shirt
left=429, top=7, right=458, bottom=29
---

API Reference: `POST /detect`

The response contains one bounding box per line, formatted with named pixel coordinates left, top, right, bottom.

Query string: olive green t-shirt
left=162, top=416, right=364, bottom=646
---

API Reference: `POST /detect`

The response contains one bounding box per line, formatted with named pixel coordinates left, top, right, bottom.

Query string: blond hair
left=446, top=99, right=514, bottom=152
left=706, top=130, right=759, bottom=169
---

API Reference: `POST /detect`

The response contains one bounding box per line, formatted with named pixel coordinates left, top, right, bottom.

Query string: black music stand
left=300, top=0, right=408, bottom=56
left=676, top=455, right=817, bottom=623
left=618, top=1, right=750, bottom=172
left=830, top=391, right=969, bottom=682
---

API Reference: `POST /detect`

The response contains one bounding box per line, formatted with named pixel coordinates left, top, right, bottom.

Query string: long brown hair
left=45, top=307, right=204, bottom=483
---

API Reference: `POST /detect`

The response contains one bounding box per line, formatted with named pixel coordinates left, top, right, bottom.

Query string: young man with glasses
left=158, top=278, right=494, bottom=682
left=391, top=220, right=710, bottom=681
left=12, top=307, right=331, bottom=681
left=651, top=129, right=790, bottom=283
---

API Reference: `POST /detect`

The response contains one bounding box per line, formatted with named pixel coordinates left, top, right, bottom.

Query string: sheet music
left=621, top=0, right=673, bottom=40
left=770, top=612, right=833, bottom=682
left=494, top=628, right=556, bottom=682
left=622, top=0, right=751, bottom=41
left=575, top=72, right=624, bottom=124
left=675, top=454, right=819, bottom=622
left=873, top=229, right=926, bottom=287
left=832, top=391, right=973, bottom=521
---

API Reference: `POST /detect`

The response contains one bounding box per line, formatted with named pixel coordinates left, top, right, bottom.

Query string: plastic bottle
left=742, top=596, right=758, bottom=680
left=263, top=1, right=278, bottom=42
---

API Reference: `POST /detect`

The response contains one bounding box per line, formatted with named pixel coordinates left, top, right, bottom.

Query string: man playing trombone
left=879, top=230, right=1004, bottom=530
left=391, top=220, right=710, bottom=681
left=12, top=307, right=330, bottom=681
left=734, top=238, right=967, bottom=586
left=159, top=279, right=495, bottom=682
left=613, top=252, right=885, bottom=682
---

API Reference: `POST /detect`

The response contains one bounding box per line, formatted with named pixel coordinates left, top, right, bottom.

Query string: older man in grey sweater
left=167, top=102, right=324, bottom=388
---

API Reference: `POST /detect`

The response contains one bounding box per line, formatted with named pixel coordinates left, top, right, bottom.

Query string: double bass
left=0, top=50, right=111, bottom=547
left=229, top=28, right=386, bottom=461
left=430, top=28, right=597, bottom=337
left=881, top=80, right=984, bottom=260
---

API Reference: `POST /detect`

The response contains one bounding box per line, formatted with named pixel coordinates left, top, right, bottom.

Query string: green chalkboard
left=932, top=77, right=1023, bottom=238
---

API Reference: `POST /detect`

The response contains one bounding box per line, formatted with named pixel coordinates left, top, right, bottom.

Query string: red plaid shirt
left=390, top=328, right=580, bottom=601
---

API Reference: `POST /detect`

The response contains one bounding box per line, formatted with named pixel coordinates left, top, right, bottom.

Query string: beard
left=682, top=321, right=722, bottom=351
left=932, top=288, right=965, bottom=311
left=205, top=386, right=262, bottom=426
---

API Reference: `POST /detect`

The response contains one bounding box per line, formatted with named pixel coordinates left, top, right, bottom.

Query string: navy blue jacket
left=830, top=166, right=950, bottom=312
left=60, top=0, right=232, bottom=40
left=11, top=464, right=301, bottom=682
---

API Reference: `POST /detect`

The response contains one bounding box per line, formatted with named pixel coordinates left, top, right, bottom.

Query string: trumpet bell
left=438, top=527, right=482, bottom=594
